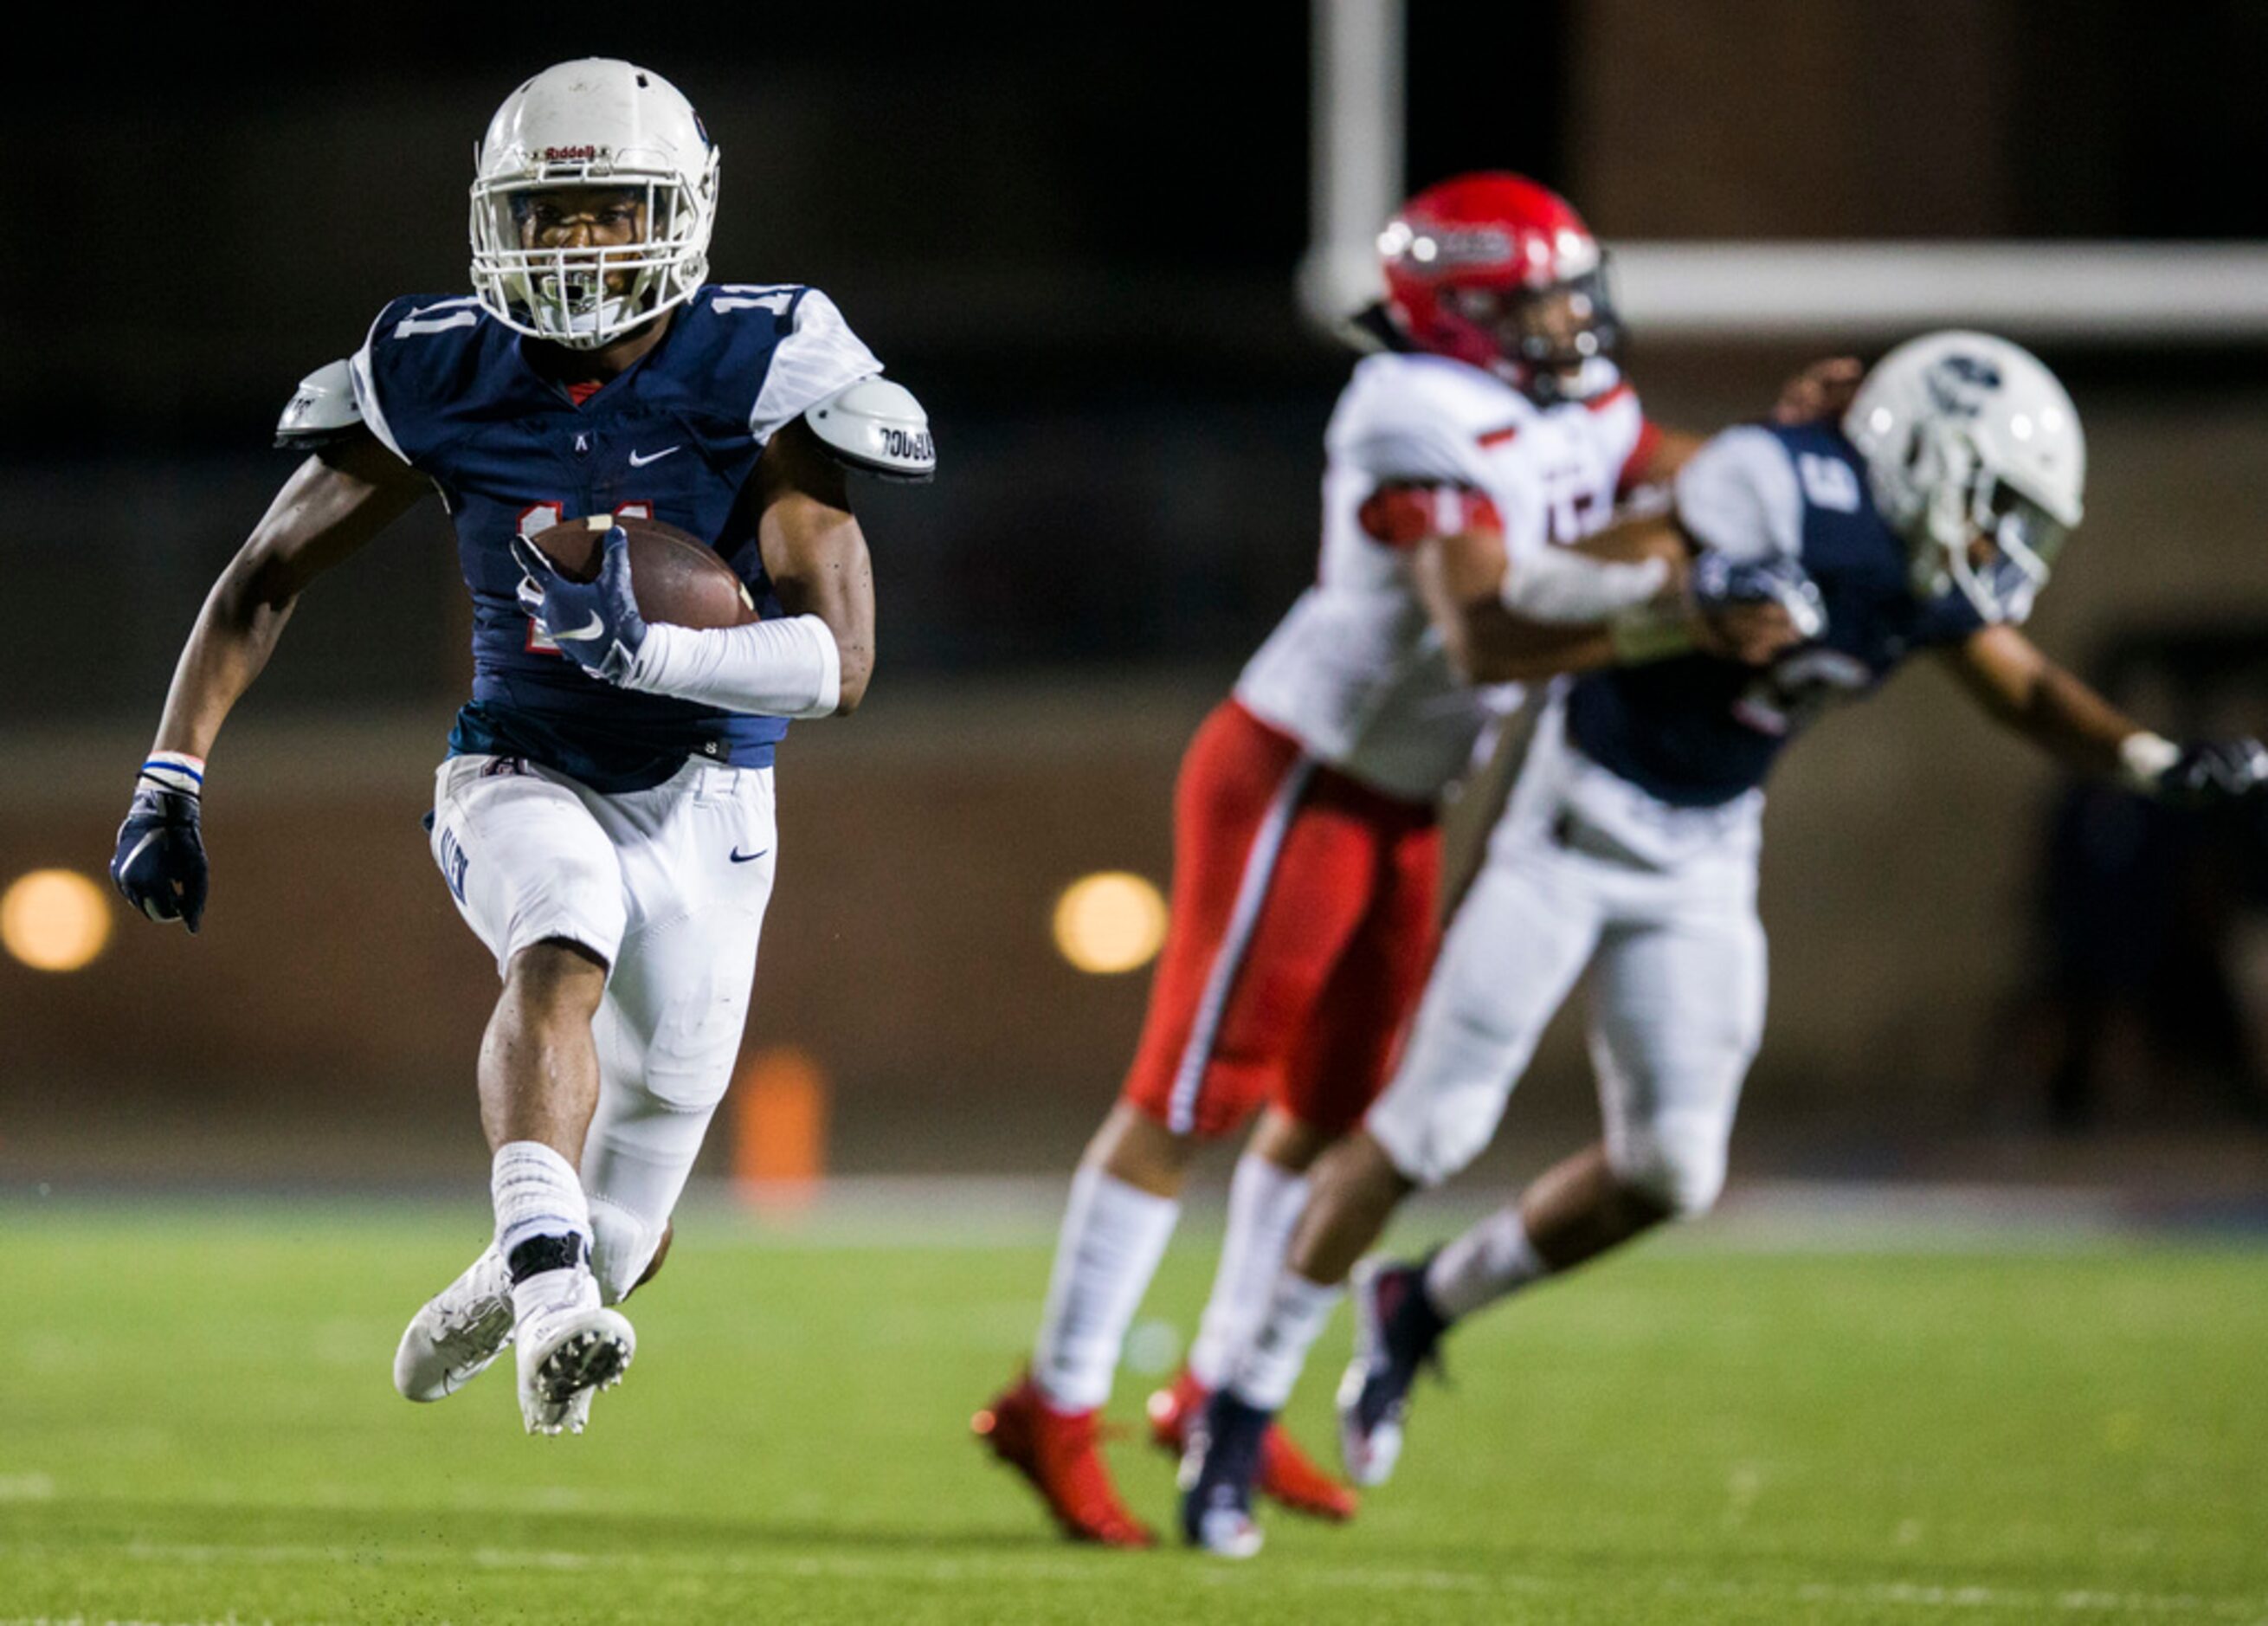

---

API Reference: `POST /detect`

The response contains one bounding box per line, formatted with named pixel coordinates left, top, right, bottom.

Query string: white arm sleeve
left=749, top=290, right=884, bottom=444
left=1672, top=426, right=1803, bottom=562
left=622, top=616, right=842, bottom=719
left=1498, top=546, right=1670, bottom=623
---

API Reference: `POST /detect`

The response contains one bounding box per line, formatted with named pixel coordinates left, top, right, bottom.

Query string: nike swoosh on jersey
left=729, top=847, right=770, bottom=864
left=553, top=613, right=606, bottom=642
left=628, top=446, right=683, bottom=468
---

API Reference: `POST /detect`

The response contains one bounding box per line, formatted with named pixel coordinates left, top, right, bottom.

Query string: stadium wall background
left=8, top=386, right=2268, bottom=1185
left=10, top=8, right=2268, bottom=1187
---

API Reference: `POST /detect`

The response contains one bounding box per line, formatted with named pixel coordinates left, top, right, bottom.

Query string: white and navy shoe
left=1177, top=1390, right=1271, bottom=1558
left=1337, top=1256, right=1450, bottom=1487
left=512, top=1267, right=635, bottom=1436
left=393, top=1244, right=514, bottom=1403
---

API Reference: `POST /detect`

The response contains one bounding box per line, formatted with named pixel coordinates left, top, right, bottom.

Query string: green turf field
left=3, top=1201, right=2264, bottom=1624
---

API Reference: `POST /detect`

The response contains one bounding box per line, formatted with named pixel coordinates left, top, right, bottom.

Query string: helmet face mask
left=469, top=61, right=719, bottom=352
left=1844, top=332, right=2085, bottom=624
left=1439, top=267, right=1623, bottom=402
left=1379, top=173, right=1620, bottom=403
left=1908, top=431, right=2068, bottom=623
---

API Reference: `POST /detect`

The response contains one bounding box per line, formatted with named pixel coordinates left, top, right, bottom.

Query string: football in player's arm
left=111, top=59, right=931, bottom=1437
left=111, top=411, right=875, bottom=932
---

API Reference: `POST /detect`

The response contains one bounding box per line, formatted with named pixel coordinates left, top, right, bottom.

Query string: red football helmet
left=1378, top=172, right=1620, bottom=402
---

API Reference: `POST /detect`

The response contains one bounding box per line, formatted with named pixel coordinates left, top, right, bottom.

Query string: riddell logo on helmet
left=543, top=145, right=602, bottom=162
left=1409, top=226, right=1514, bottom=270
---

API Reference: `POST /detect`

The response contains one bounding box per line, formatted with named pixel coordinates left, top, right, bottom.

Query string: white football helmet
left=1843, top=331, right=2084, bottom=623
left=469, top=60, right=719, bottom=349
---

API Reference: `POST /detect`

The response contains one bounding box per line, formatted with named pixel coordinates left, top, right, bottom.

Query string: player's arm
left=113, top=430, right=428, bottom=930
left=519, top=417, right=881, bottom=718
left=751, top=417, right=876, bottom=713
left=1620, top=427, right=1704, bottom=490
left=1416, top=511, right=1813, bottom=684
left=516, top=358, right=925, bottom=717
left=155, top=433, right=425, bottom=756
left=1942, top=623, right=2268, bottom=804
left=1413, top=518, right=1673, bottom=682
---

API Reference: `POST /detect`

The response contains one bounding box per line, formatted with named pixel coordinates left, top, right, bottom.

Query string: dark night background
left=7, top=3, right=2268, bottom=1180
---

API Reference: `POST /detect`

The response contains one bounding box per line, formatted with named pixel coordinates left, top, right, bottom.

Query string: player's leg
left=397, top=757, right=635, bottom=1429
left=574, top=759, right=777, bottom=1304
left=1587, top=895, right=1767, bottom=1232
left=1345, top=889, right=1768, bottom=1476
left=980, top=701, right=1370, bottom=1545
left=1145, top=1104, right=1351, bottom=1519
left=1182, top=848, right=1604, bottom=1552
left=1425, top=893, right=1766, bottom=1312
left=1154, top=813, right=1442, bottom=1519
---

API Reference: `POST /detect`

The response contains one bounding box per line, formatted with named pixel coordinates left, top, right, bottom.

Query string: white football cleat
left=513, top=1271, right=635, bottom=1436
left=394, top=1244, right=513, bottom=1403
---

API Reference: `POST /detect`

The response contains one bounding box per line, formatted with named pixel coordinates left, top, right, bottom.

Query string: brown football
left=524, top=513, right=758, bottom=629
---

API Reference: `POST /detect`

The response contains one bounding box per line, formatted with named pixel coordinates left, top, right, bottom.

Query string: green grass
left=3, top=1202, right=2265, bottom=1624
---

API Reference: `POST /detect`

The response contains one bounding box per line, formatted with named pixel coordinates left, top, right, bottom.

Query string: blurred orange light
left=735, top=1046, right=829, bottom=1210
left=1053, top=872, right=1168, bottom=975
left=2, top=869, right=113, bottom=973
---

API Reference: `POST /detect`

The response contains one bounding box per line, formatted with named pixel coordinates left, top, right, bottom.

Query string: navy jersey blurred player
left=972, top=174, right=1854, bottom=1546
left=109, top=60, right=933, bottom=1435
left=1177, top=332, right=2268, bottom=1554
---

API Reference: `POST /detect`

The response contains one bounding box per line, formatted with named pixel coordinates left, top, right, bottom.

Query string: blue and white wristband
left=139, top=752, right=206, bottom=798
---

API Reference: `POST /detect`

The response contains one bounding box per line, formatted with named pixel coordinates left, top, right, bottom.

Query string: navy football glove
left=511, top=526, right=648, bottom=685
left=1689, top=550, right=1828, bottom=642
left=2154, top=739, right=2268, bottom=809
left=112, top=777, right=208, bottom=932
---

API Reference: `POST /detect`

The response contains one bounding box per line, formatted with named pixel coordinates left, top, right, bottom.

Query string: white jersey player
left=1235, top=338, right=1659, bottom=804
left=977, top=173, right=1730, bottom=1546
left=1178, top=332, right=2268, bottom=1556
left=111, top=60, right=932, bottom=1436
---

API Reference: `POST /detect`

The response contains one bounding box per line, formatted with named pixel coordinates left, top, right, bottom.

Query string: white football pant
left=429, top=753, right=776, bottom=1300
left=1365, top=700, right=1767, bottom=1210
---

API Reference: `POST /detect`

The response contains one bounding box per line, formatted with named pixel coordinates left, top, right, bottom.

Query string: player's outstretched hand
left=112, top=778, right=208, bottom=933
left=511, top=526, right=648, bottom=686
left=1686, top=551, right=1827, bottom=666
left=1772, top=357, right=1865, bottom=425
left=2154, top=739, right=2268, bottom=808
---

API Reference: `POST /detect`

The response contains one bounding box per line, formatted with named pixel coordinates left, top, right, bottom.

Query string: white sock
left=492, top=1140, right=595, bottom=1304
left=1227, top=1271, right=1343, bottom=1412
left=1186, top=1153, right=1311, bottom=1390
left=1031, top=1165, right=1182, bottom=1412
left=1424, top=1204, right=1548, bottom=1320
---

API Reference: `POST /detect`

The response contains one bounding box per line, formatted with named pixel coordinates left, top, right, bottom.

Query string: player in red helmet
left=1375, top=172, right=1622, bottom=403
left=976, top=171, right=1849, bottom=1548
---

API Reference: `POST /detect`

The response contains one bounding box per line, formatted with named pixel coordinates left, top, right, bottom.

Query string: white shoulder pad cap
left=804, top=377, right=935, bottom=482
left=275, top=358, right=364, bottom=441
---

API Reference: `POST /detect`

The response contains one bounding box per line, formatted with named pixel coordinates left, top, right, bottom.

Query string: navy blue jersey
left=348, top=284, right=880, bottom=791
left=1565, top=423, right=1990, bottom=808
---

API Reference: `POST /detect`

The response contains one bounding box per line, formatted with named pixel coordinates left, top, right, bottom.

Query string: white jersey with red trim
left=1234, top=351, right=1655, bottom=803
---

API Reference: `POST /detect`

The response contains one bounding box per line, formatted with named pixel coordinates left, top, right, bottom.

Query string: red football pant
left=1120, top=700, right=1442, bottom=1140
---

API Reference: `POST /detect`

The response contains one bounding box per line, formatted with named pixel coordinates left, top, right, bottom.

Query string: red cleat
left=973, top=1376, right=1157, bottom=1548
left=1146, top=1366, right=1358, bottom=1522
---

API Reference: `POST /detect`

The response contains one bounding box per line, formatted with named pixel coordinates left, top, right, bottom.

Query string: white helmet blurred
left=469, top=60, right=720, bottom=349
left=1843, top=331, right=2085, bottom=623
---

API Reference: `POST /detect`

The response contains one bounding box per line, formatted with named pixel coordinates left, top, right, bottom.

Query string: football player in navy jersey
left=1176, top=332, right=2268, bottom=1555
left=110, top=59, right=933, bottom=1435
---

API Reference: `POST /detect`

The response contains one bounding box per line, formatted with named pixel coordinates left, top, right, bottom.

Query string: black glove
left=112, top=778, right=208, bottom=932
left=2155, top=739, right=2268, bottom=809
